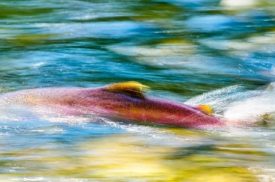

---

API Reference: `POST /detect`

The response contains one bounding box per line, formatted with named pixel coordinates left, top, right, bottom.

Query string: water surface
left=0, top=0, right=275, bottom=181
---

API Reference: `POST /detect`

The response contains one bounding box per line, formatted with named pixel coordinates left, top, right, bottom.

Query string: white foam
left=101, top=118, right=207, bottom=147
left=223, top=84, right=275, bottom=124
left=220, top=0, right=259, bottom=8
left=185, top=85, right=260, bottom=114
left=186, top=82, right=275, bottom=125
left=185, top=85, right=244, bottom=106
left=31, top=62, right=46, bottom=69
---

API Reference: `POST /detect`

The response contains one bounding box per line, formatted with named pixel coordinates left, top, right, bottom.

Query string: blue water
left=0, top=0, right=275, bottom=181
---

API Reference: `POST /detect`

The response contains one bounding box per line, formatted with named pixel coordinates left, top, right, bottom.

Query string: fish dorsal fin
left=104, top=81, right=149, bottom=98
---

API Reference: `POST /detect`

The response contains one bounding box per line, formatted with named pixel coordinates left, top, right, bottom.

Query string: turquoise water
left=0, top=0, right=275, bottom=181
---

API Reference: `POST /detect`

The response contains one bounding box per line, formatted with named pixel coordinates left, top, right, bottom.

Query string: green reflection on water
left=0, top=5, right=54, bottom=19
left=8, top=34, right=56, bottom=47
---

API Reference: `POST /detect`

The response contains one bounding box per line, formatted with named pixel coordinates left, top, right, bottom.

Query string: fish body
left=0, top=82, right=223, bottom=128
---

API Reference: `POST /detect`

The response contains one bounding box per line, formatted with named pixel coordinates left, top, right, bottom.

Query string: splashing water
left=223, top=83, right=275, bottom=125
left=186, top=82, right=275, bottom=126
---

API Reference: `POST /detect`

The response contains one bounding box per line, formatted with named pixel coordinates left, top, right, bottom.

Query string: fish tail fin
left=197, top=104, right=214, bottom=115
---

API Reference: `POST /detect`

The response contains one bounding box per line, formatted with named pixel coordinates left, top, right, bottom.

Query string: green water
left=0, top=0, right=275, bottom=181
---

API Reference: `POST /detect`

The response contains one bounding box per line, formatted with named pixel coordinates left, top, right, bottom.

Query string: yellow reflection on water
left=81, top=137, right=257, bottom=182
left=0, top=134, right=259, bottom=181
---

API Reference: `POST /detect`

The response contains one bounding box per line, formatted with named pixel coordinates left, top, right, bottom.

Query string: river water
left=0, top=0, right=275, bottom=181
